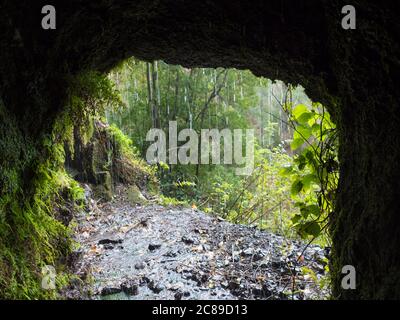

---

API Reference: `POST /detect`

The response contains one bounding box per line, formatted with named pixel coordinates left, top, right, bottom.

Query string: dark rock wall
left=1, top=0, right=399, bottom=298
left=65, top=122, right=114, bottom=201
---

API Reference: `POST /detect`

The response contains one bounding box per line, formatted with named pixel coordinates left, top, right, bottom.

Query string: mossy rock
left=94, top=171, right=113, bottom=201
left=126, top=185, right=147, bottom=205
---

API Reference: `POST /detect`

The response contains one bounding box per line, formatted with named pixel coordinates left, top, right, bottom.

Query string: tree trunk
left=173, top=68, right=180, bottom=121
left=146, top=62, right=155, bottom=128
left=152, top=61, right=161, bottom=129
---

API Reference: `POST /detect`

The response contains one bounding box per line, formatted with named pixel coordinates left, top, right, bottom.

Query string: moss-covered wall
left=1, top=0, right=399, bottom=299
left=65, top=119, right=157, bottom=201
left=0, top=97, right=78, bottom=298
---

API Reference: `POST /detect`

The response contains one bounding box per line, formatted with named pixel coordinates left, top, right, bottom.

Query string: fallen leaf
left=89, top=245, right=103, bottom=255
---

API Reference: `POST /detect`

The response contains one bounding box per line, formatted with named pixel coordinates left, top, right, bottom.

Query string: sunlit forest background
left=102, top=59, right=338, bottom=245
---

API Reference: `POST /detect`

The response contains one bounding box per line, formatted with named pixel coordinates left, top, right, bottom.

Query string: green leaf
left=307, top=205, right=321, bottom=217
left=296, top=111, right=314, bottom=125
left=291, top=180, right=303, bottom=196
left=304, top=149, right=315, bottom=163
left=291, top=138, right=304, bottom=150
left=311, top=123, right=321, bottom=136
left=302, top=221, right=321, bottom=237
left=291, top=214, right=302, bottom=224
left=302, top=173, right=318, bottom=188
left=292, top=104, right=309, bottom=120
left=300, top=204, right=320, bottom=218
left=296, top=155, right=306, bottom=170
left=296, top=125, right=312, bottom=140
left=300, top=206, right=310, bottom=218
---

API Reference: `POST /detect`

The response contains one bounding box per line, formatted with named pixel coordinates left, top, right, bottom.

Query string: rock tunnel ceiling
left=2, top=1, right=337, bottom=110
left=1, top=0, right=400, bottom=300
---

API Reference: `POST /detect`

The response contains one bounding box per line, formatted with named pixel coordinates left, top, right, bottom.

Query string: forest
left=1, top=0, right=399, bottom=303
left=105, top=59, right=338, bottom=244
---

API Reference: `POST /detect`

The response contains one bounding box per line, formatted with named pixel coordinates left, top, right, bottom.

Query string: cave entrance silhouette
left=1, top=1, right=399, bottom=299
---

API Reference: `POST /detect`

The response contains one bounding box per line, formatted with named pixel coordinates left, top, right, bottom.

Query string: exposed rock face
left=1, top=1, right=400, bottom=299
left=65, top=121, right=115, bottom=200
left=65, top=120, right=154, bottom=201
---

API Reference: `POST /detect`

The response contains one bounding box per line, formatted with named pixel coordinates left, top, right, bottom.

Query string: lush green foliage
left=196, top=148, right=300, bottom=238
left=281, top=99, right=338, bottom=242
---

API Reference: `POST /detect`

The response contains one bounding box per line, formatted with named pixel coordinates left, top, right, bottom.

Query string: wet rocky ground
left=64, top=185, right=330, bottom=300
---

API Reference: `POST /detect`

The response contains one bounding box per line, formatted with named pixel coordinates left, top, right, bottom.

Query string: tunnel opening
left=60, top=57, right=336, bottom=300
left=104, top=58, right=337, bottom=242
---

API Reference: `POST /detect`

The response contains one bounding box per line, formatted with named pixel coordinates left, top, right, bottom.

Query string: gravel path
left=64, top=186, right=329, bottom=300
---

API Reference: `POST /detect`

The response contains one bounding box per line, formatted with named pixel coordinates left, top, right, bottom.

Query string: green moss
left=0, top=131, right=78, bottom=299
left=0, top=82, right=88, bottom=299
left=106, top=123, right=158, bottom=191
left=107, top=124, right=138, bottom=158
left=126, top=185, right=147, bottom=205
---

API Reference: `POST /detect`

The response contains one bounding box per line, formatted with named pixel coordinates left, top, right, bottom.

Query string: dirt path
left=65, top=186, right=329, bottom=300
